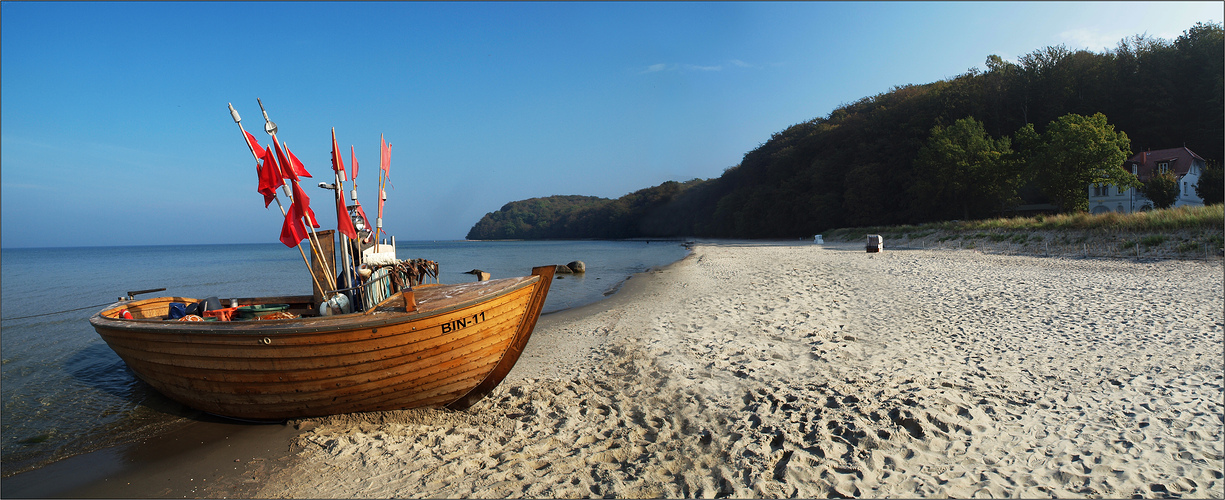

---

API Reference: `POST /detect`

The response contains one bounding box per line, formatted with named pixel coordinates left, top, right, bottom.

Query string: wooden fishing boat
left=89, top=265, right=554, bottom=420
left=90, top=102, right=559, bottom=420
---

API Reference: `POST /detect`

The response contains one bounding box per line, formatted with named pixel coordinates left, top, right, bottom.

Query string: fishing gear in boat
left=316, top=258, right=440, bottom=315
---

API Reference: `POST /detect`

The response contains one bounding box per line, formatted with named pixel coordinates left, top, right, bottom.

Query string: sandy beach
left=7, top=241, right=1219, bottom=498
left=215, top=241, right=1221, bottom=498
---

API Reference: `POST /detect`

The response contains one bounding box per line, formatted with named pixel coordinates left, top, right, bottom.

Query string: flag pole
left=254, top=99, right=336, bottom=284
left=375, top=138, right=390, bottom=252
left=331, top=128, right=354, bottom=293
left=375, top=137, right=384, bottom=253
left=281, top=140, right=336, bottom=283
left=349, top=144, right=369, bottom=251
left=229, top=103, right=332, bottom=298
left=375, top=169, right=384, bottom=253
left=258, top=107, right=333, bottom=284
left=348, top=145, right=377, bottom=261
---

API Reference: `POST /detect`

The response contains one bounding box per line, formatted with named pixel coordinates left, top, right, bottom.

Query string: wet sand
left=1, top=416, right=300, bottom=498
left=8, top=241, right=1223, bottom=498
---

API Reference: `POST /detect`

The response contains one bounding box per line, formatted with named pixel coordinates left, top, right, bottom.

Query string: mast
left=228, top=102, right=330, bottom=298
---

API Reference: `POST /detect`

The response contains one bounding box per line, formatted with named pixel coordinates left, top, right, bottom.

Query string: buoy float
left=119, top=309, right=133, bottom=319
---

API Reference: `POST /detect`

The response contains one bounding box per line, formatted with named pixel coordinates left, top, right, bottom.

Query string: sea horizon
left=0, top=236, right=696, bottom=251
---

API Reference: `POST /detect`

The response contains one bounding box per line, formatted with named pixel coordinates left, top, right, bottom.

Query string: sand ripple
left=263, top=244, right=1223, bottom=498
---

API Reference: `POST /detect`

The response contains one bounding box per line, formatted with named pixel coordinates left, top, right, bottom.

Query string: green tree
left=466, top=22, right=1223, bottom=239
left=911, top=117, right=1023, bottom=220
left=1196, top=160, right=1224, bottom=205
left=1020, top=113, right=1137, bottom=212
left=1139, top=170, right=1180, bottom=209
left=1173, top=23, right=1224, bottom=162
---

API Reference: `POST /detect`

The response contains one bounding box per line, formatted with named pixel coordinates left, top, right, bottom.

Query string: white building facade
left=1088, top=147, right=1206, bottom=214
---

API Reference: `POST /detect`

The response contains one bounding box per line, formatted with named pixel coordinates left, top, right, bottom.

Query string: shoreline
left=1, top=255, right=692, bottom=499
left=6, top=241, right=1221, bottom=498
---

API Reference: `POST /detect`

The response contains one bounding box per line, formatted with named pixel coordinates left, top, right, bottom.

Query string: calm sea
left=0, top=240, right=688, bottom=475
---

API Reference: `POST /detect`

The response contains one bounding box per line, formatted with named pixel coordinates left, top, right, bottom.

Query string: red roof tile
left=1125, top=147, right=1205, bottom=180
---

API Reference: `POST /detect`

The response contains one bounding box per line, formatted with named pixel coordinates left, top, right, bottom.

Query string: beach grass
left=826, top=204, right=1223, bottom=258
left=828, top=204, right=1223, bottom=239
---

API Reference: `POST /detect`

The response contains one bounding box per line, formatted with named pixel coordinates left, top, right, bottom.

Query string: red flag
left=280, top=180, right=309, bottom=247
left=257, top=146, right=284, bottom=208
left=330, top=128, right=346, bottom=180
left=336, top=192, right=357, bottom=240
left=285, top=145, right=312, bottom=178
left=383, top=142, right=392, bottom=179
left=272, top=136, right=297, bottom=182
left=292, top=176, right=320, bottom=229
left=329, top=127, right=357, bottom=239
left=380, top=135, right=390, bottom=175
left=350, top=145, right=359, bottom=181
left=244, top=129, right=265, bottom=158
left=378, top=139, right=388, bottom=225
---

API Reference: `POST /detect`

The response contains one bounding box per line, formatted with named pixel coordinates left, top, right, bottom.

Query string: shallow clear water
left=0, top=240, right=687, bottom=475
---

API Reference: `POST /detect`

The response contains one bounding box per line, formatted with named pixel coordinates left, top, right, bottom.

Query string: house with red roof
left=1088, top=146, right=1206, bottom=214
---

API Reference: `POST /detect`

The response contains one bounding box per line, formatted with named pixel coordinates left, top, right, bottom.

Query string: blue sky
left=2, top=1, right=1219, bottom=247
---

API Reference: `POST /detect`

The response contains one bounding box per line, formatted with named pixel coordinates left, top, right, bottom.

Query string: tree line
left=468, top=22, right=1223, bottom=240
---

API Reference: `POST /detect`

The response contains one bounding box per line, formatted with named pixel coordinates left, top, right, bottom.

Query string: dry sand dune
left=260, top=242, right=1223, bottom=498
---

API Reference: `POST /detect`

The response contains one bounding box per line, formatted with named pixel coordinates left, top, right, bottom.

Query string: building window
left=1158, top=162, right=1170, bottom=174
left=1183, top=181, right=1187, bottom=195
left=1117, top=186, right=1126, bottom=196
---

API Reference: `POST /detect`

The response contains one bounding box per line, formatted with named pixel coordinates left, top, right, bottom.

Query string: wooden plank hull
left=89, top=266, right=555, bottom=420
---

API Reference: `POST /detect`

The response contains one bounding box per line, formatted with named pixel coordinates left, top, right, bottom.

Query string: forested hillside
left=468, top=22, right=1223, bottom=240
left=466, top=181, right=708, bottom=239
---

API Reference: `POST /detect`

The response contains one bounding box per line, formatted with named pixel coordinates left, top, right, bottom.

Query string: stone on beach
left=552, top=261, right=587, bottom=274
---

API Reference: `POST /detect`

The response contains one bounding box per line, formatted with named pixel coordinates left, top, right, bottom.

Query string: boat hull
left=89, top=266, right=554, bottom=420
